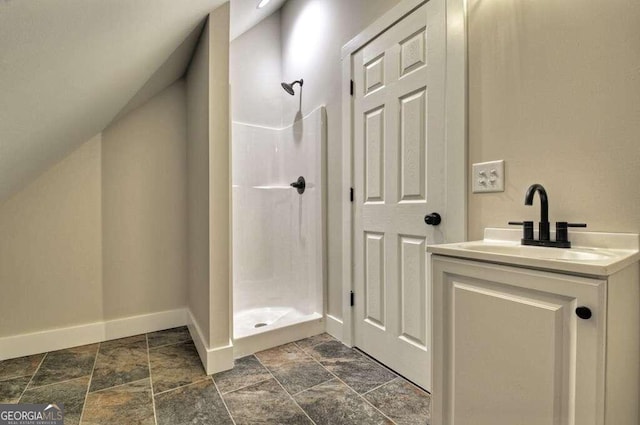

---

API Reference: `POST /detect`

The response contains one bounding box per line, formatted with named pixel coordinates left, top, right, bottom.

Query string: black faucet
left=524, top=183, right=550, bottom=241
left=509, top=183, right=586, bottom=248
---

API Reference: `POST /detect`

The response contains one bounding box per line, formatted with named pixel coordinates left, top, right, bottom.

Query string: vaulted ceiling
left=230, top=0, right=286, bottom=40
left=0, top=0, right=226, bottom=202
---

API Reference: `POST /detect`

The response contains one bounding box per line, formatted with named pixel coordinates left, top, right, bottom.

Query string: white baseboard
left=325, top=314, right=343, bottom=341
left=187, top=310, right=234, bottom=375
left=103, top=309, right=187, bottom=341
left=206, top=343, right=234, bottom=374
left=0, top=308, right=188, bottom=361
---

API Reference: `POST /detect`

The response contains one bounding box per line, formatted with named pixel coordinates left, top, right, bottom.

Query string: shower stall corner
left=231, top=106, right=327, bottom=357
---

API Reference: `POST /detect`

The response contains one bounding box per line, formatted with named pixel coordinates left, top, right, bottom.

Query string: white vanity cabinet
left=431, top=255, right=639, bottom=425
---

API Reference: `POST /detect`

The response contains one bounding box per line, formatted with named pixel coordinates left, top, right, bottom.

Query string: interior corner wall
left=102, top=80, right=188, bottom=320
left=230, top=10, right=283, bottom=128
left=279, top=0, right=401, bottom=321
left=186, top=20, right=212, bottom=348
left=467, top=0, right=640, bottom=239
left=0, top=135, right=103, bottom=338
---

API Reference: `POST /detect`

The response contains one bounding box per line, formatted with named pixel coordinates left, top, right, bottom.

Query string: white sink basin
left=458, top=242, right=616, bottom=261
left=427, top=228, right=640, bottom=276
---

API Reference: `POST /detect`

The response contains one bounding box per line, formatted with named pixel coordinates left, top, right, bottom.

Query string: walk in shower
left=231, top=106, right=326, bottom=355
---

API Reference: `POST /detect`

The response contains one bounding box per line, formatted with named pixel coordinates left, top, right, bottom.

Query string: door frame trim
left=340, top=0, right=467, bottom=346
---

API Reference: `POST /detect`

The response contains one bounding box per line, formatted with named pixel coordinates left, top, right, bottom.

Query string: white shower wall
left=232, top=106, right=325, bottom=338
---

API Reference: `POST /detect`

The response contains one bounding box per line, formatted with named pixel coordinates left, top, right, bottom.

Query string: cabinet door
left=432, top=257, right=606, bottom=425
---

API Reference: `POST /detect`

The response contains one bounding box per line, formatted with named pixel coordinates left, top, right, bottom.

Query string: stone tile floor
left=0, top=328, right=430, bottom=424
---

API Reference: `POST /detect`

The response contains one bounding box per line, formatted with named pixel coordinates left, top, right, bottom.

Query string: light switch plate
left=472, top=160, right=505, bottom=193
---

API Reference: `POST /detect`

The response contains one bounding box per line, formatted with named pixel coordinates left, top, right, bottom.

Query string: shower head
left=281, top=79, right=303, bottom=95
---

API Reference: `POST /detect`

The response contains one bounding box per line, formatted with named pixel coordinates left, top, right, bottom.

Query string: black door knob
left=576, top=306, right=592, bottom=320
left=424, top=212, right=441, bottom=226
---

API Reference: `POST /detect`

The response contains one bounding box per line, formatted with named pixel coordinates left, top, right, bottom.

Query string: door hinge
left=350, top=291, right=355, bottom=307
left=350, top=80, right=354, bottom=96
left=350, top=187, right=354, bottom=202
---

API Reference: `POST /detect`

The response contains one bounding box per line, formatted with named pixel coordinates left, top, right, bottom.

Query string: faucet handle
left=556, top=222, right=587, bottom=243
left=509, top=221, right=534, bottom=240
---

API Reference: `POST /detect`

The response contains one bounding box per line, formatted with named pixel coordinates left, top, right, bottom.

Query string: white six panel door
left=352, top=0, right=445, bottom=390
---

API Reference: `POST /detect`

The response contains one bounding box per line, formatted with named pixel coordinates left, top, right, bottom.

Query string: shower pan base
left=233, top=308, right=324, bottom=358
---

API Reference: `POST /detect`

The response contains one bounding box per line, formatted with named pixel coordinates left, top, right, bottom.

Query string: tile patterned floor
left=0, top=328, right=431, bottom=424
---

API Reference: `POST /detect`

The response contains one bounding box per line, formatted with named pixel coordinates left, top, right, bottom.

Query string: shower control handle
left=290, top=176, right=306, bottom=194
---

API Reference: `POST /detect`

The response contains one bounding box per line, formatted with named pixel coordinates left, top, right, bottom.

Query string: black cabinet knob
left=424, top=213, right=441, bottom=226
left=576, top=306, right=592, bottom=320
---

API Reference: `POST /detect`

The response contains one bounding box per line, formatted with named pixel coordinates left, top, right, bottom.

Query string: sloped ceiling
left=230, top=0, right=286, bottom=40
left=109, top=20, right=206, bottom=125
left=0, top=0, right=226, bottom=203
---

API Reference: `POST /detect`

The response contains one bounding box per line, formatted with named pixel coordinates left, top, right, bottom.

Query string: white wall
left=230, top=11, right=283, bottom=128
left=0, top=79, right=189, bottom=341
left=208, top=3, right=232, bottom=351
left=467, top=0, right=640, bottom=239
left=102, top=81, right=188, bottom=320
left=187, top=19, right=213, bottom=347
left=0, top=135, right=103, bottom=338
left=186, top=3, right=232, bottom=372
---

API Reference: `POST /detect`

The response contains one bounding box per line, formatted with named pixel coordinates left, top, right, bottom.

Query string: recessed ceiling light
left=257, top=0, right=271, bottom=9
